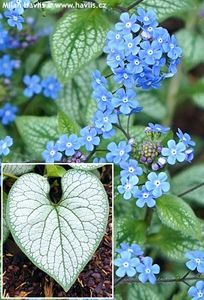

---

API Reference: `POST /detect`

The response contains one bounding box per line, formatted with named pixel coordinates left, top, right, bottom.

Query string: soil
left=2, top=165, right=112, bottom=298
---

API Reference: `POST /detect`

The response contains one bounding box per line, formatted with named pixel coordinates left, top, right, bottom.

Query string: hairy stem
left=3, top=173, right=18, bottom=180
left=114, top=123, right=130, bottom=140
left=178, top=182, right=204, bottom=197
left=144, top=207, right=153, bottom=227
left=115, top=274, right=204, bottom=287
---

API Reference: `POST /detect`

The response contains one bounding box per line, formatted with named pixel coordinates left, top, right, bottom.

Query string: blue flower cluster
left=186, top=251, right=204, bottom=300
left=4, top=0, right=31, bottom=31
left=23, top=75, right=61, bottom=100
left=104, top=8, right=182, bottom=90
left=115, top=242, right=160, bottom=284
left=0, top=103, right=18, bottom=125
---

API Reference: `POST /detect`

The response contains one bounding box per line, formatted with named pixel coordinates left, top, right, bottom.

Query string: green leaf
left=137, top=0, right=195, bottom=21
left=147, top=226, right=204, bottom=261
left=172, top=164, right=204, bottom=205
left=58, top=111, right=79, bottom=134
left=138, top=91, right=166, bottom=120
left=3, top=193, right=10, bottom=243
left=46, top=165, right=67, bottom=177
left=116, top=218, right=147, bottom=246
left=51, top=9, right=109, bottom=80
left=156, top=194, right=201, bottom=238
left=127, top=284, right=160, bottom=300
left=7, top=169, right=109, bottom=292
left=176, top=29, right=204, bottom=69
left=15, top=116, right=59, bottom=158
left=129, top=125, right=146, bottom=144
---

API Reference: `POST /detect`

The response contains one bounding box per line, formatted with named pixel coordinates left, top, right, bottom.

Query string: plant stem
left=85, top=147, right=97, bottom=162
left=144, top=207, right=153, bottom=227
left=127, top=115, right=131, bottom=138
left=3, top=173, right=18, bottom=180
left=113, top=124, right=130, bottom=140
left=127, top=0, right=144, bottom=10
left=115, top=274, right=204, bottom=287
left=178, top=182, right=204, bottom=197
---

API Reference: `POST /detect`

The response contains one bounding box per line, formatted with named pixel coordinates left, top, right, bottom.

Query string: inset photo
left=1, top=163, right=113, bottom=298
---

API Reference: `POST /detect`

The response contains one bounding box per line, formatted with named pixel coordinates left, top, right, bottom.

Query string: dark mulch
left=2, top=165, right=112, bottom=298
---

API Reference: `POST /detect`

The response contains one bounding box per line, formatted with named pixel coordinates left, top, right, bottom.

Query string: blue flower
left=147, top=123, right=170, bottom=133
left=93, top=157, right=107, bottom=163
left=139, top=41, right=162, bottom=65
left=186, top=251, right=204, bottom=273
left=176, top=128, right=195, bottom=147
left=134, top=186, right=158, bottom=208
left=185, top=148, right=194, bottom=163
left=92, top=86, right=113, bottom=111
left=106, top=141, right=131, bottom=164
left=57, top=134, right=81, bottom=156
left=145, top=172, right=170, bottom=197
left=0, top=136, right=13, bottom=156
left=42, top=141, right=62, bottom=163
left=107, top=50, right=125, bottom=69
left=93, top=109, right=118, bottom=132
left=153, top=27, right=170, bottom=49
left=91, top=70, right=107, bottom=89
left=105, top=30, right=124, bottom=50
left=114, top=67, right=134, bottom=88
left=120, top=159, right=143, bottom=180
left=23, top=75, right=42, bottom=97
left=0, top=103, right=18, bottom=125
left=0, top=55, right=16, bottom=77
left=127, top=55, right=144, bottom=74
left=137, top=256, right=160, bottom=284
left=137, top=8, right=157, bottom=26
left=188, top=281, right=204, bottom=300
left=161, top=139, right=186, bottom=165
left=124, top=34, right=141, bottom=56
left=112, top=88, right=139, bottom=115
left=163, top=35, right=182, bottom=60
left=0, top=26, right=9, bottom=51
left=114, top=251, right=140, bottom=277
left=115, top=12, right=140, bottom=34
left=41, top=77, right=61, bottom=100
left=80, top=127, right=100, bottom=151
left=4, top=9, right=24, bottom=31
left=116, top=242, right=143, bottom=256
left=118, top=176, right=139, bottom=200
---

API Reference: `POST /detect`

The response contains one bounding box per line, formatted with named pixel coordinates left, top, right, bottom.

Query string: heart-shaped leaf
left=7, top=170, right=109, bottom=292
left=3, top=164, right=34, bottom=176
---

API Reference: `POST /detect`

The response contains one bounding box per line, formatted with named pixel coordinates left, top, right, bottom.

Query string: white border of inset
left=1, top=162, right=114, bottom=300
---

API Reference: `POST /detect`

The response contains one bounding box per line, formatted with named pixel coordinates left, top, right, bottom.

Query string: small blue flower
left=124, top=34, right=141, bottom=56
left=134, top=186, right=158, bottom=208
left=0, top=103, right=18, bottom=125
left=57, top=134, right=81, bottom=156
left=145, top=172, right=170, bottom=197
left=185, top=148, right=194, bottom=163
left=120, top=159, right=143, bottom=180
left=0, top=26, right=9, bottom=51
left=93, top=157, right=107, bottom=163
left=188, top=281, right=204, bottom=300
left=91, top=70, right=107, bottom=89
left=80, top=127, right=100, bottom=151
left=93, top=109, right=118, bottom=132
left=0, top=136, right=13, bottom=156
left=114, top=251, right=140, bottom=277
left=127, top=55, right=144, bottom=74
left=118, top=176, right=139, bottom=200
left=161, top=139, right=186, bottom=165
left=107, top=50, right=125, bottom=69
left=41, top=77, right=61, bottom=100
left=4, top=9, right=24, bottom=31
left=186, top=251, right=204, bottom=273
left=147, top=123, right=170, bottom=133
left=92, top=86, right=113, bottom=111
left=114, top=67, right=134, bottom=88
left=176, top=128, right=195, bottom=147
left=115, top=12, right=140, bottom=34
left=137, top=256, right=160, bottom=284
left=23, top=75, right=42, bottom=98
left=106, top=141, right=131, bottom=164
left=116, top=242, right=144, bottom=256
left=0, top=55, right=16, bottom=77
left=105, top=30, right=124, bottom=50
left=113, top=88, right=139, bottom=115
left=42, top=141, right=62, bottom=163
left=139, top=41, right=162, bottom=65
left=137, top=8, right=157, bottom=26
left=163, top=35, right=182, bottom=60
